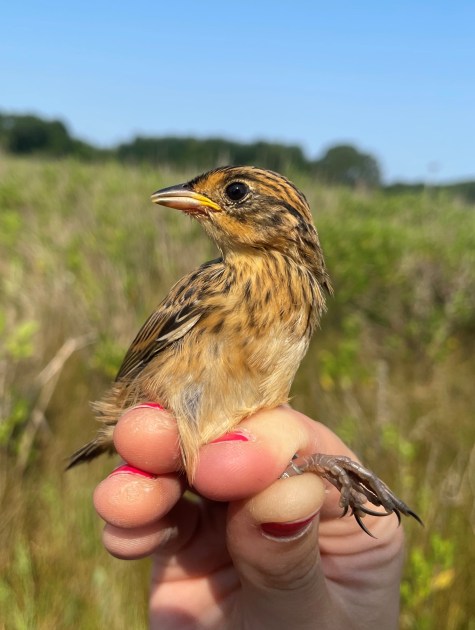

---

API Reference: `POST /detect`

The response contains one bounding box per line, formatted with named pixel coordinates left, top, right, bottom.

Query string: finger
left=93, top=466, right=184, bottom=528
left=195, top=406, right=402, bottom=539
left=227, top=473, right=325, bottom=576
left=102, top=521, right=173, bottom=560
left=101, top=498, right=202, bottom=560
left=225, top=472, right=350, bottom=626
left=194, top=405, right=352, bottom=503
left=113, top=404, right=181, bottom=474
left=193, top=406, right=310, bottom=501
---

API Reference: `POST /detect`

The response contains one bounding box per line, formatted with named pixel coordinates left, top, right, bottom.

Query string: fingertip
left=194, top=438, right=283, bottom=501
left=114, top=405, right=180, bottom=474
left=247, top=473, right=326, bottom=528
left=93, top=471, right=183, bottom=528
left=193, top=407, right=310, bottom=501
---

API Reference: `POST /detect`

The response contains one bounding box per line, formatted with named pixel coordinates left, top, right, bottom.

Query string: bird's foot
left=281, top=453, right=422, bottom=537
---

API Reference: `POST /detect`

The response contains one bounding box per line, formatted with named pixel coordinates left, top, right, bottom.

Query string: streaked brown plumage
left=69, top=165, right=420, bottom=532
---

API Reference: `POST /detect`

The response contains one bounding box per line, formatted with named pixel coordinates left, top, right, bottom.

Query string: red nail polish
left=134, top=402, right=165, bottom=411
left=261, top=513, right=318, bottom=539
left=108, top=464, right=157, bottom=479
left=210, top=431, right=250, bottom=443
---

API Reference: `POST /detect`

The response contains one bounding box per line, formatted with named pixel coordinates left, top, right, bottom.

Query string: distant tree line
left=0, top=113, right=97, bottom=160
left=1, top=112, right=473, bottom=200
left=116, top=136, right=382, bottom=188
left=0, top=112, right=382, bottom=188
left=384, top=180, right=475, bottom=203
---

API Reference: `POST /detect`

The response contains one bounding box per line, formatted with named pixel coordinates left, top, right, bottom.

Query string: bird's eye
left=225, top=182, right=249, bottom=202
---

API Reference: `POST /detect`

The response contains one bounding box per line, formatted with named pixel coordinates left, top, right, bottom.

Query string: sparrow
left=68, top=165, right=420, bottom=534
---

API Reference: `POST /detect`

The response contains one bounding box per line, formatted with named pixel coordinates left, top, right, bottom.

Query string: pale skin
left=94, top=406, right=404, bottom=629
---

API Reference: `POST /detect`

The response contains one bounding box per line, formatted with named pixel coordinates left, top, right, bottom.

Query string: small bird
left=68, top=166, right=420, bottom=533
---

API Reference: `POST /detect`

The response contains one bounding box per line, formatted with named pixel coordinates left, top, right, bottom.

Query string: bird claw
left=281, top=452, right=422, bottom=536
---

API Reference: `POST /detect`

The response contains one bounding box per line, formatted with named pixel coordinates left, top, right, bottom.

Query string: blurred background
left=1, top=2, right=474, bottom=628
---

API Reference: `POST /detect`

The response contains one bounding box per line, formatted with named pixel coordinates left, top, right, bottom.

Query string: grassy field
left=0, top=155, right=474, bottom=629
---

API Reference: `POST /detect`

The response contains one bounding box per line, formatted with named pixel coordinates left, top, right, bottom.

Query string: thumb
left=225, top=473, right=345, bottom=628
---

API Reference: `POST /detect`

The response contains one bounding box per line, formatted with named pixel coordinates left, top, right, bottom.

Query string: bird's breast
left=189, top=252, right=317, bottom=405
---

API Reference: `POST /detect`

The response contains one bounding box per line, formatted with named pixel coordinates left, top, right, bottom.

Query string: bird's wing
left=116, top=258, right=224, bottom=381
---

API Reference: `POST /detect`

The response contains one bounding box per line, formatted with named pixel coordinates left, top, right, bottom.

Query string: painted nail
left=108, top=464, right=157, bottom=479
left=134, top=402, right=165, bottom=411
left=261, top=512, right=319, bottom=540
left=210, top=431, right=250, bottom=444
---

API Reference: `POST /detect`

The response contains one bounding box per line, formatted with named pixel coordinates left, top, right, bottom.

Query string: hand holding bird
left=95, top=404, right=406, bottom=628
left=69, top=165, right=420, bottom=533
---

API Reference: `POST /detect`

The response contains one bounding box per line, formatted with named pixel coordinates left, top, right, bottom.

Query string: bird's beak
left=151, top=184, right=221, bottom=215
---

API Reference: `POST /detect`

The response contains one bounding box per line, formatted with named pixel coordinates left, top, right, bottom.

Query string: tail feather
left=65, top=437, right=113, bottom=470
left=66, top=388, right=125, bottom=471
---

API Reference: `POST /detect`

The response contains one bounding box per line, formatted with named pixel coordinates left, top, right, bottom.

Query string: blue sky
left=2, top=1, right=474, bottom=183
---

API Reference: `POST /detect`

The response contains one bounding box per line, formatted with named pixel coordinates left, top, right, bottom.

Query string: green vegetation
left=1, top=155, right=474, bottom=628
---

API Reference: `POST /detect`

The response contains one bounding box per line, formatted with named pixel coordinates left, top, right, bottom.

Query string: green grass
left=1, top=155, right=474, bottom=629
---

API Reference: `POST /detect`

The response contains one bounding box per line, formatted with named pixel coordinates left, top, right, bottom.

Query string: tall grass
left=1, top=155, right=474, bottom=629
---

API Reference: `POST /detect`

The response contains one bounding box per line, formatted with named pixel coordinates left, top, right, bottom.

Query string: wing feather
left=116, top=258, right=224, bottom=380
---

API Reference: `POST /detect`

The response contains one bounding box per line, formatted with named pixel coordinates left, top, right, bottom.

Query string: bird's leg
left=281, top=453, right=422, bottom=537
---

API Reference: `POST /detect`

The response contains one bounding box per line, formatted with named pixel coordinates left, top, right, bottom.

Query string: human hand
left=94, top=405, right=404, bottom=629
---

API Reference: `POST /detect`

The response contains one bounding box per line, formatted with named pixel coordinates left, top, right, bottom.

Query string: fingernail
left=261, top=512, right=319, bottom=541
left=210, top=430, right=251, bottom=444
left=108, top=464, right=157, bottom=479
left=134, top=402, right=165, bottom=411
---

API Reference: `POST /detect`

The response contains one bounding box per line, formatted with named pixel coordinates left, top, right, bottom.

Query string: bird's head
left=152, top=166, right=331, bottom=289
